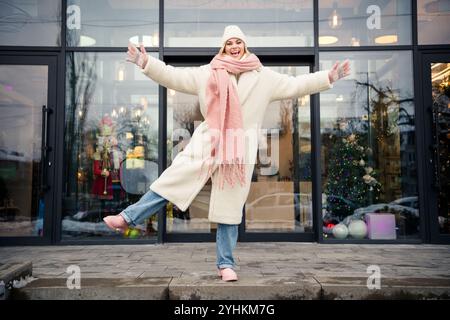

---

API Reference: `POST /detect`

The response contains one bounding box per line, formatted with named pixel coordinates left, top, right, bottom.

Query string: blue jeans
left=216, top=223, right=239, bottom=270
left=120, top=189, right=167, bottom=227
left=120, top=189, right=239, bottom=270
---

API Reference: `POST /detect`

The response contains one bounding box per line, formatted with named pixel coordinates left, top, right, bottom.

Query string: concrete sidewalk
left=1, top=243, right=449, bottom=300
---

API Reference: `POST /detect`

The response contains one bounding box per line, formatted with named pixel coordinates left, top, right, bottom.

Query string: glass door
left=0, top=56, right=57, bottom=245
left=241, top=63, right=316, bottom=242
left=423, top=53, right=450, bottom=244
left=162, top=59, right=316, bottom=242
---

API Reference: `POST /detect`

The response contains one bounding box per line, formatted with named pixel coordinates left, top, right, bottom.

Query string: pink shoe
left=218, top=268, right=238, bottom=282
left=103, top=214, right=128, bottom=233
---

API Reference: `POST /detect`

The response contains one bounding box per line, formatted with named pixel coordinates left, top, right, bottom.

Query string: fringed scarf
left=200, top=53, right=262, bottom=189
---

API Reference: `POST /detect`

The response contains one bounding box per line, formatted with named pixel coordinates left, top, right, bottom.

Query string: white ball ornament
left=332, top=224, right=349, bottom=239
left=348, top=220, right=367, bottom=239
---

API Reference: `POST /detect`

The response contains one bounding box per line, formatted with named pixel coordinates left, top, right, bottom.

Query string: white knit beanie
left=219, top=25, right=248, bottom=54
left=221, top=25, right=247, bottom=45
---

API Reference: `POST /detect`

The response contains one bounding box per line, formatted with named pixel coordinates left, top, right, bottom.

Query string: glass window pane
left=418, top=0, right=450, bottom=45
left=166, top=85, right=213, bottom=233
left=63, top=52, right=159, bottom=239
left=319, top=0, right=411, bottom=46
left=0, top=64, right=48, bottom=237
left=245, top=66, right=313, bottom=233
left=430, top=62, right=450, bottom=234
left=66, top=0, right=159, bottom=47
left=0, top=0, right=61, bottom=46
left=320, top=51, right=419, bottom=240
left=165, top=0, right=314, bottom=47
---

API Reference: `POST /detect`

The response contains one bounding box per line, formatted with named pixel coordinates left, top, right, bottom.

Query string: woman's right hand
left=126, top=42, right=148, bottom=69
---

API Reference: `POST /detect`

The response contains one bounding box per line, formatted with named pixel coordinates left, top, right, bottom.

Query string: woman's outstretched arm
left=268, top=60, right=350, bottom=101
left=127, top=42, right=201, bottom=95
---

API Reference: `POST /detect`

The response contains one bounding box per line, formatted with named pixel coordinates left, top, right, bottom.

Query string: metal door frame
left=421, top=51, right=450, bottom=244
left=0, top=54, right=58, bottom=245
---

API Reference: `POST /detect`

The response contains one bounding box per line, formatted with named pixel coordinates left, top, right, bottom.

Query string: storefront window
left=417, top=0, right=450, bottom=45
left=0, top=65, right=48, bottom=237
left=165, top=0, right=314, bottom=47
left=166, top=87, right=213, bottom=233
left=245, top=66, right=313, bottom=233
left=319, top=0, right=411, bottom=46
left=0, top=0, right=61, bottom=46
left=66, top=0, right=159, bottom=47
left=320, top=51, right=419, bottom=240
left=63, top=52, right=159, bottom=239
left=430, top=62, right=450, bottom=234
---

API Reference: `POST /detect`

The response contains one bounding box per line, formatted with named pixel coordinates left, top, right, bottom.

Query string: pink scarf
left=201, top=53, right=262, bottom=189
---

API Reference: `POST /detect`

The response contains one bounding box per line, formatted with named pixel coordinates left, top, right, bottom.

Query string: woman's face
left=223, top=38, right=245, bottom=60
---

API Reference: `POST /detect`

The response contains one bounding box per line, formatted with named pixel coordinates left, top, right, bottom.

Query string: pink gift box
left=365, top=213, right=397, bottom=240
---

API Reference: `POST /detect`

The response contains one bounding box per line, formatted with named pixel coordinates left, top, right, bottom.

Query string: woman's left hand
left=328, top=59, right=351, bottom=84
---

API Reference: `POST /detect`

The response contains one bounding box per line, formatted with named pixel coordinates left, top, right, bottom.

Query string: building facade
left=0, top=0, right=449, bottom=245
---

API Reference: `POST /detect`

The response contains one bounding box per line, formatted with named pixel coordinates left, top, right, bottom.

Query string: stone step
left=11, top=277, right=171, bottom=300
left=0, top=261, right=33, bottom=300
left=317, top=276, right=450, bottom=300
left=11, top=275, right=321, bottom=300
left=10, top=273, right=450, bottom=300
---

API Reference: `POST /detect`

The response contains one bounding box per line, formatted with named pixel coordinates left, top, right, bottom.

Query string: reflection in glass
left=417, top=0, right=450, bottom=45
left=0, top=65, right=48, bottom=237
left=430, top=62, right=450, bottom=234
left=245, top=66, right=313, bottom=233
left=63, top=52, right=159, bottom=239
left=166, top=87, right=213, bottom=233
left=66, top=0, right=159, bottom=47
left=319, top=0, right=411, bottom=46
left=320, top=51, right=419, bottom=240
left=0, top=0, right=61, bottom=46
left=165, top=0, right=314, bottom=47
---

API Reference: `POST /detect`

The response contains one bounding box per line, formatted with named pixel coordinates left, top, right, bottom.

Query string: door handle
left=40, top=105, right=53, bottom=196
left=430, top=102, right=441, bottom=190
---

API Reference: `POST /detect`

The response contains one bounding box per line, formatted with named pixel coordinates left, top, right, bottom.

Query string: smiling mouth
left=231, top=50, right=240, bottom=56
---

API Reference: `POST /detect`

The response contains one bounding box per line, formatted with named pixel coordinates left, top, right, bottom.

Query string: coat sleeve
left=140, top=55, right=201, bottom=95
left=268, top=68, right=333, bottom=102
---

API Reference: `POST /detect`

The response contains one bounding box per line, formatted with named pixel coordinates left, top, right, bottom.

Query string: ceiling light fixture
left=374, top=34, right=398, bottom=44
left=80, top=35, right=96, bottom=46
left=319, top=36, right=339, bottom=45
left=328, top=2, right=342, bottom=29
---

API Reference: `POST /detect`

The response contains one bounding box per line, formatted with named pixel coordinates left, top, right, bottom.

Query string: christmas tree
left=324, top=128, right=381, bottom=221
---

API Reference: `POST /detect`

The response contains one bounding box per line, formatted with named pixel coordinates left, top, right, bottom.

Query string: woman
left=104, top=25, right=350, bottom=282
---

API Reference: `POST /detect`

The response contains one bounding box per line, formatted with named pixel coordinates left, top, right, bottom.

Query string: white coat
left=141, top=55, right=333, bottom=225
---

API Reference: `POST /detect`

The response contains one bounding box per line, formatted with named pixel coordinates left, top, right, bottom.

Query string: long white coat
left=141, top=55, right=332, bottom=224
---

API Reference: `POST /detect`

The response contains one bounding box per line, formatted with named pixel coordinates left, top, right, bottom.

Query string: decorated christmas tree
left=324, top=128, right=381, bottom=221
